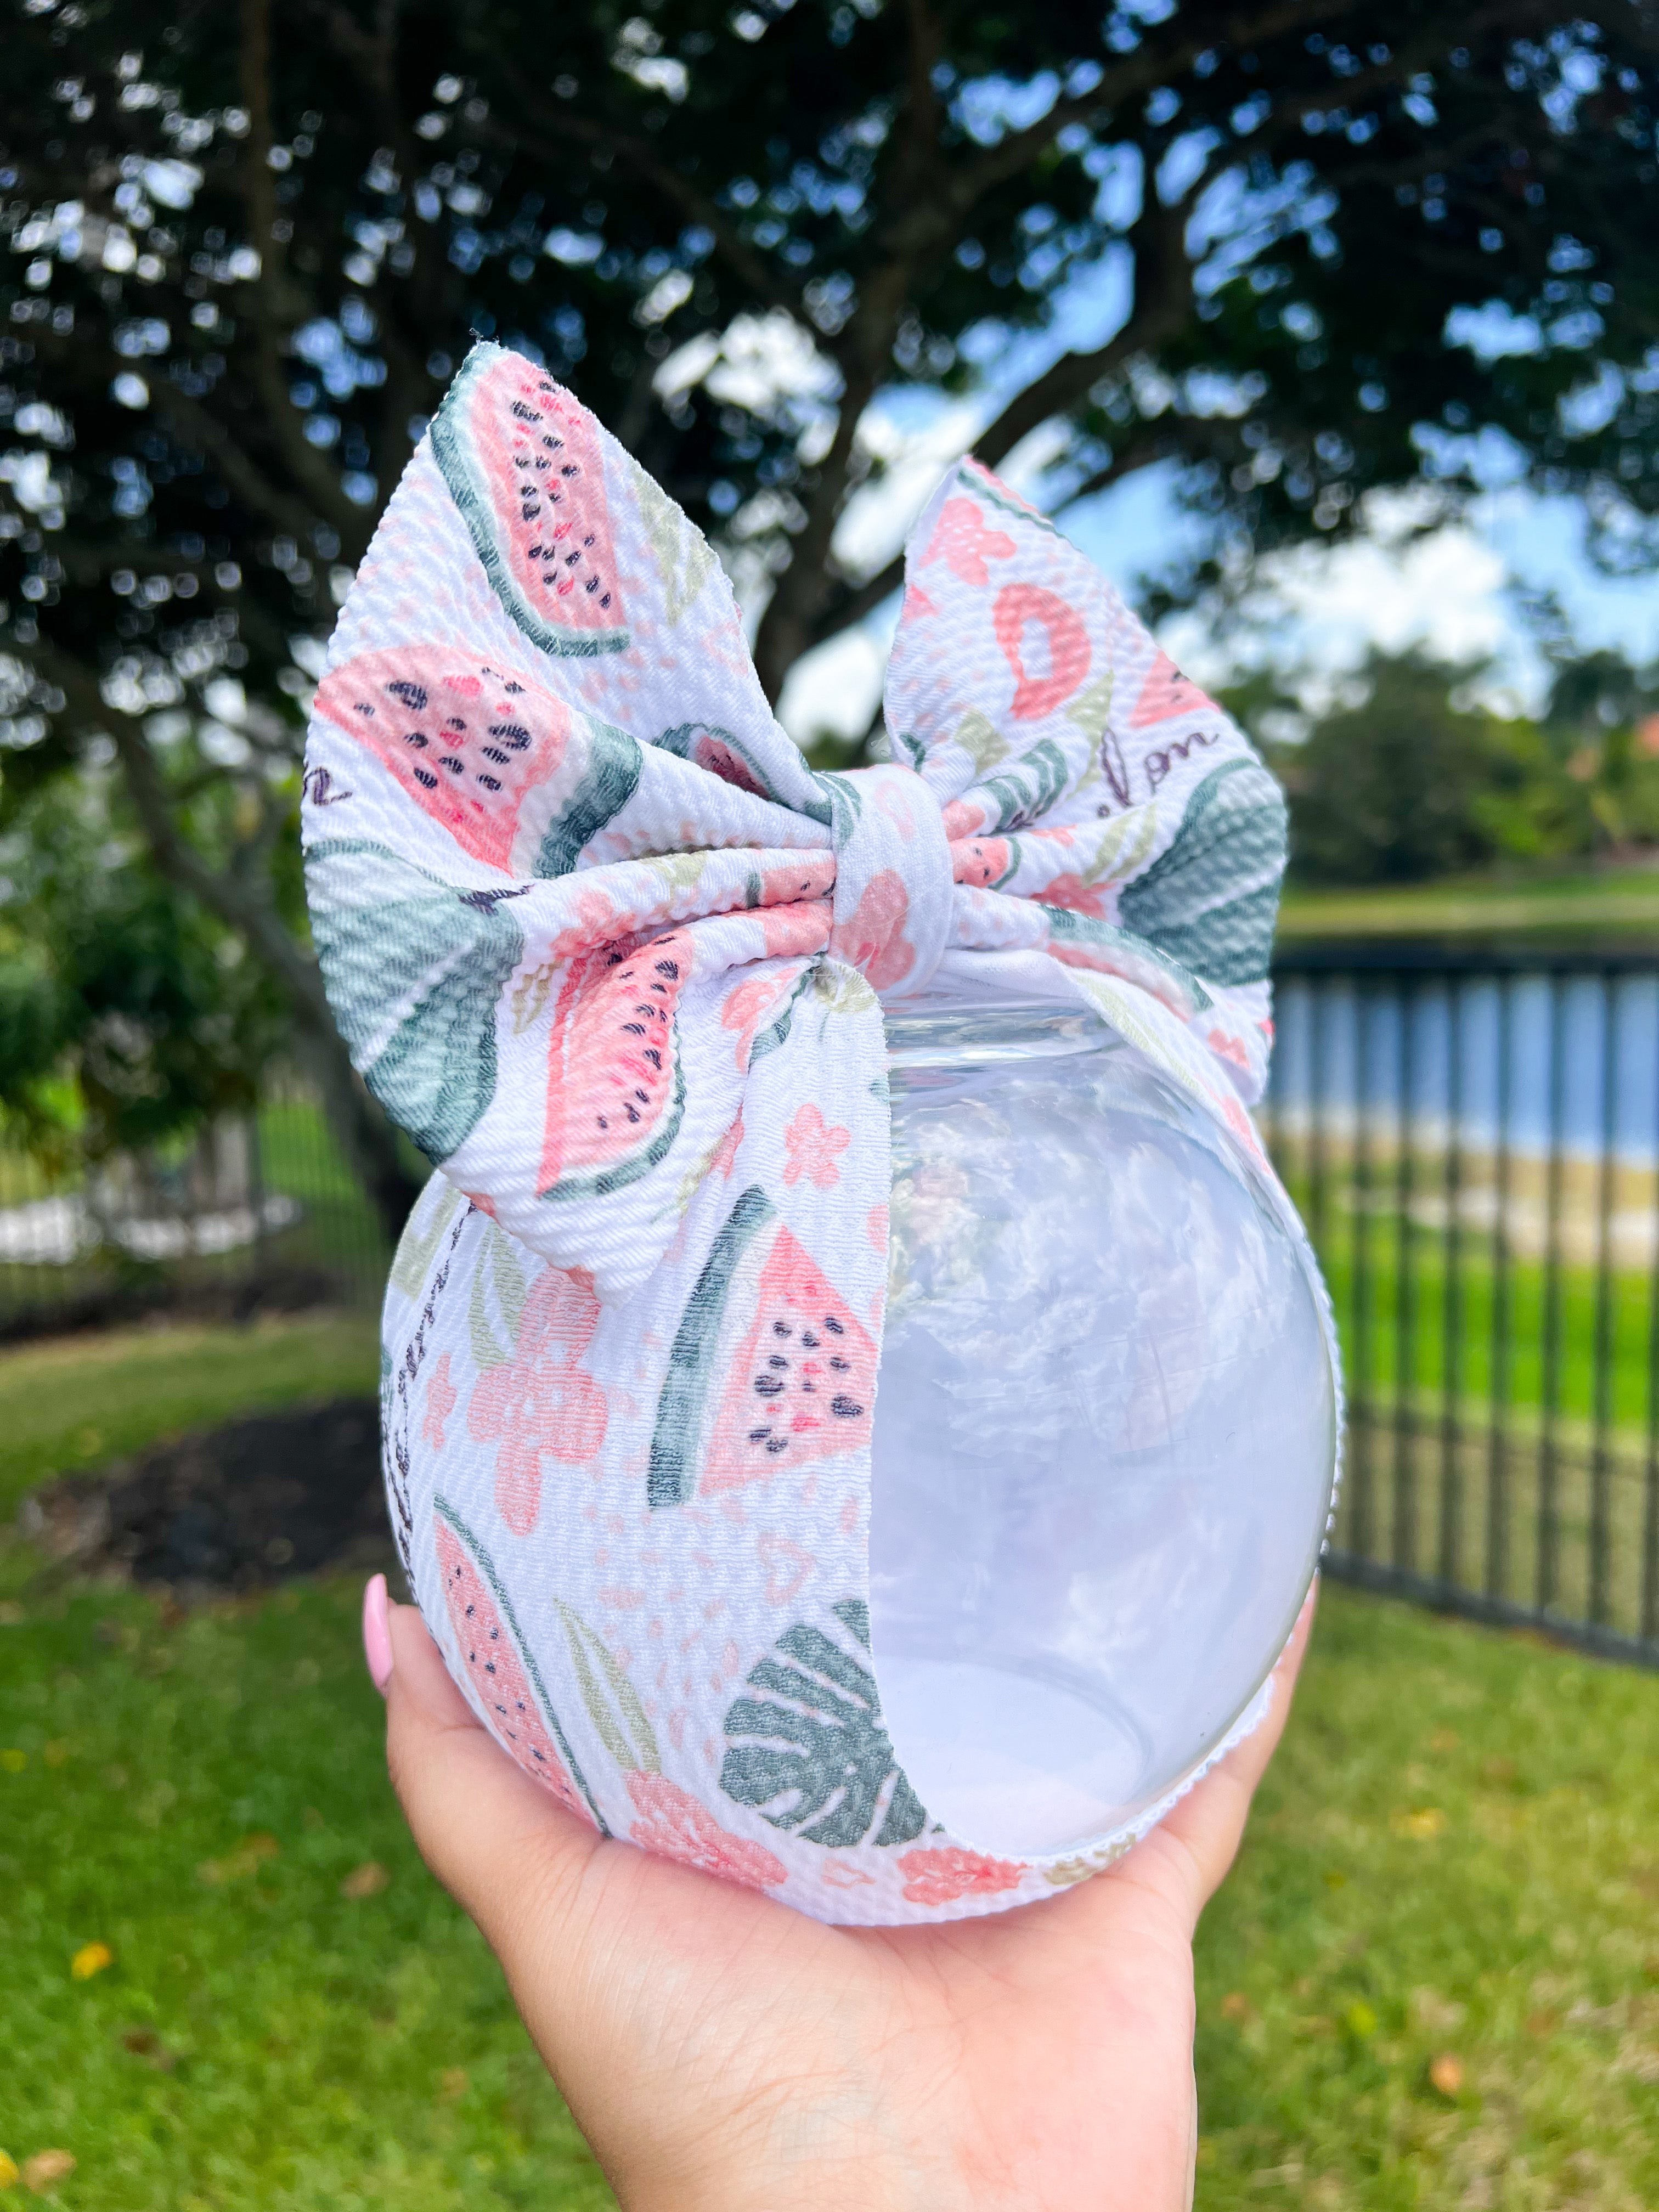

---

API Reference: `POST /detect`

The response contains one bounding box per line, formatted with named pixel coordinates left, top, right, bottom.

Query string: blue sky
left=772, top=223, right=1659, bottom=742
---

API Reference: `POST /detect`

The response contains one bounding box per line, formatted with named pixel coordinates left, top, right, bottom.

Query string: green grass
left=0, top=1316, right=381, bottom=1521
left=1, top=1330, right=1656, bottom=2208
left=1278, top=862, right=1659, bottom=945
left=1195, top=1593, right=1659, bottom=2210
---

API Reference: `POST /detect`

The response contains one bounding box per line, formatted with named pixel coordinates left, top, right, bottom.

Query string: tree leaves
left=721, top=1599, right=926, bottom=1849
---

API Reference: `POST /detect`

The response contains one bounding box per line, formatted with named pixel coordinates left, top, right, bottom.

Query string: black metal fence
left=7, top=952, right=1659, bottom=1668
left=0, top=1071, right=389, bottom=1339
left=1268, top=946, right=1659, bottom=1667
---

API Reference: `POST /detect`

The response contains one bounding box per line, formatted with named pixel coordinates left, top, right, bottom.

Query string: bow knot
left=824, top=763, right=953, bottom=999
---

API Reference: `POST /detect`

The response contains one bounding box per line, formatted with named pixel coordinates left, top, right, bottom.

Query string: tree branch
left=951, top=0, right=1346, bottom=210
left=144, top=373, right=344, bottom=550
left=504, top=99, right=805, bottom=319
left=236, top=0, right=369, bottom=548
left=297, top=0, right=456, bottom=460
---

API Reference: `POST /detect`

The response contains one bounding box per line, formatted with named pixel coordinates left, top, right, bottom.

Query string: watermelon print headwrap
left=303, top=341, right=1320, bottom=1925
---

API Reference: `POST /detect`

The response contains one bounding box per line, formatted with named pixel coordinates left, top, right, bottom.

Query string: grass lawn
left=1277, top=863, right=1659, bottom=946
left=0, top=1315, right=381, bottom=1523
left=1, top=1327, right=1656, bottom=2208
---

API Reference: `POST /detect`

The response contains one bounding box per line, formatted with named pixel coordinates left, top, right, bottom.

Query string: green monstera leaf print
left=720, top=1599, right=927, bottom=1848
left=1116, top=757, right=1287, bottom=988
left=308, top=838, right=526, bottom=1163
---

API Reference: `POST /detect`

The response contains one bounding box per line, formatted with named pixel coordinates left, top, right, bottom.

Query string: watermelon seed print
left=648, top=1188, right=879, bottom=1509
left=316, top=649, right=567, bottom=872
left=432, top=1496, right=606, bottom=1831
left=431, top=346, right=630, bottom=659
left=539, top=930, right=691, bottom=1206
left=721, top=1599, right=927, bottom=1848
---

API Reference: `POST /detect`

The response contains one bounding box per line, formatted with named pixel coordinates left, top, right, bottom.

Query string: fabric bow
left=300, top=343, right=1310, bottom=1921
left=304, top=341, right=1287, bottom=1314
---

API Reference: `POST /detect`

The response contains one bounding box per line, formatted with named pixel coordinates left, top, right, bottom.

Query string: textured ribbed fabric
left=302, top=342, right=1328, bottom=1923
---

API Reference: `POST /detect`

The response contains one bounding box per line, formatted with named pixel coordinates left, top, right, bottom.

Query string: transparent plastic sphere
left=868, top=993, right=1336, bottom=1861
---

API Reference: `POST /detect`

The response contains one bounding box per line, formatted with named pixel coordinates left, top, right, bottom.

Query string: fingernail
left=362, top=1573, right=393, bottom=1695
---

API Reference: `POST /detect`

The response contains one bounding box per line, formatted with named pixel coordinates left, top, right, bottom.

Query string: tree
left=1255, top=648, right=1595, bottom=882
left=5, top=1, right=1659, bottom=1228
left=0, top=771, right=286, bottom=1167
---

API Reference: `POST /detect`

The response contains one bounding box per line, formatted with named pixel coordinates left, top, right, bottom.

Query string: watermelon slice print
left=432, top=1498, right=603, bottom=1829
left=540, top=928, right=692, bottom=1205
left=1128, top=651, right=1214, bottom=729
left=315, top=647, right=573, bottom=874
left=648, top=1186, right=878, bottom=1509
left=431, top=346, right=629, bottom=658
left=656, top=721, right=775, bottom=803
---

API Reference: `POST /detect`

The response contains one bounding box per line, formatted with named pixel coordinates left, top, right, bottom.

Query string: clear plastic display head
left=869, top=992, right=1338, bottom=1861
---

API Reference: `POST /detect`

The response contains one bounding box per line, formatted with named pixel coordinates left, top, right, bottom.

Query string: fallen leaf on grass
left=1429, top=2052, right=1465, bottom=2098
left=1391, top=1807, right=1447, bottom=1841
left=119, top=2027, right=177, bottom=2073
left=340, top=1861, right=390, bottom=1899
left=437, top=2068, right=469, bottom=2101
left=199, top=1833, right=279, bottom=1884
left=70, top=1942, right=112, bottom=1981
left=20, top=2151, right=74, bottom=2193
left=1219, top=1991, right=1255, bottom=2023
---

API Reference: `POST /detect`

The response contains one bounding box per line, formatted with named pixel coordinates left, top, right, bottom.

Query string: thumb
left=366, top=1576, right=605, bottom=1946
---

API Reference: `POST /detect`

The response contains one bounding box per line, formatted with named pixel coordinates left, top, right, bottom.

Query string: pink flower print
left=627, top=1772, right=786, bottom=1892
left=897, top=1846, right=1026, bottom=1908
left=709, top=1111, right=744, bottom=1180
left=874, top=777, right=920, bottom=842
left=921, top=496, right=1016, bottom=586
left=467, top=1267, right=609, bottom=1537
left=992, top=583, right=1092, bottom=721
left=951, top=836, right=1014, bottom=890
left=422, top=1352, right=458, bottom=1451
left=902, top=582, right=939, bottom=621
left=783, top=1103, right=850, bottom=1190
left=830, top=868, right=915, bottom=991
left=1035, top=872, right=1114, bottom=920
left=1206, top=1026, right=1251, bottom=1073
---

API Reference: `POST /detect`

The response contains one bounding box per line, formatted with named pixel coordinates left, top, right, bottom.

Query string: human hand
left=364, top=1573, right=1316, bottom=2212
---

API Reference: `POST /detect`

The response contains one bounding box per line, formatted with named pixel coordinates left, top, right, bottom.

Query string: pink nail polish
left=362, top=1573, right=394, bottom=1695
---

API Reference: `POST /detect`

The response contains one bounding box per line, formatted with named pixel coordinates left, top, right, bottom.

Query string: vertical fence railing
left=1271, top=946, right=1659, bottom=1667
left=0, top=1069, right=390, bottom=1337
